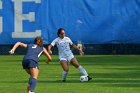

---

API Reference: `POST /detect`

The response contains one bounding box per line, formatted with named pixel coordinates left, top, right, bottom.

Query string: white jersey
left=51, top=37, right=74, bottom=58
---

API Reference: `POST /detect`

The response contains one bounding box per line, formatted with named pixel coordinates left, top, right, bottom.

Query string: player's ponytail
left=34, top=36, right=43, bottom=46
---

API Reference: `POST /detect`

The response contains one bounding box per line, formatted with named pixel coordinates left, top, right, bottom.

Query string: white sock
left=78, top=66, right=88, bottom=76
left=62, top=71, right=68, bottom=80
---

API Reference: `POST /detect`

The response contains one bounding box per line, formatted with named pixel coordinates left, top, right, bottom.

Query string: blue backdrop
left=0, top=0, right=140, bottom=44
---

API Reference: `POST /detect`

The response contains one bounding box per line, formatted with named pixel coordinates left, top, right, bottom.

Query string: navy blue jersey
left=23, top=44, right=43, bottom=62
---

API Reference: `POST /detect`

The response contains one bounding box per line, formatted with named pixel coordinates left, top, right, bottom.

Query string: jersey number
left=32, top=45, right=37, bottom=48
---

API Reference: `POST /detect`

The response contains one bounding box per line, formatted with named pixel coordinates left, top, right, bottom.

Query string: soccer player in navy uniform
left=9, top=36, right=52, bottom=93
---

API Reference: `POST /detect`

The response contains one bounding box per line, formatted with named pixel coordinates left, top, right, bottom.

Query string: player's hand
left=48, top=50, right=52, bottom=55
left=79, top=50, right=84, bottom=56
left=9, top=49, right=14, bottom=54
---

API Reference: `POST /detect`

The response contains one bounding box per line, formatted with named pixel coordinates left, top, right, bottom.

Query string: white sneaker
left=28, top=91, right=34, bottom=93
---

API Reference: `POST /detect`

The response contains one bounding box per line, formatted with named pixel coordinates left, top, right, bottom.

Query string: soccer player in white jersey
left=48, top=28, right=92, bottom=82
left=9, top=36, right=52, bottom=93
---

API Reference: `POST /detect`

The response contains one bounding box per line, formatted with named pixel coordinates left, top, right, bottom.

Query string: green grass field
left=0, top=55, right=140, bottom=93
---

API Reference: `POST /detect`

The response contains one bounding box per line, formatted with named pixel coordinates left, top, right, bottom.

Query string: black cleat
left=62, top=80, right=66, bottom=82
left=87, top=76, right=92, bottom=81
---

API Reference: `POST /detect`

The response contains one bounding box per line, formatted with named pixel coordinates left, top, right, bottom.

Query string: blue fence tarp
left=0, top=0, right=140, bottom=44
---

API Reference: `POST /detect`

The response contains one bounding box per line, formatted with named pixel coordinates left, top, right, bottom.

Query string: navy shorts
left=22, top=59, right=38, bottom=69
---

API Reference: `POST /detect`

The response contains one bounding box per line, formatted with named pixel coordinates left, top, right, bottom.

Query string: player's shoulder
left=65, top=37, right=72, bottom=42
left=27, top=44, right=32, bottom=47
left=51, top=37, right=60, bottom=44
left=64, top=36, right=71, bottom=40
left=28, top=43, right=33, bottom=45
left=28, top=43, right=36, bottom=46
left=28, top=44, right=42, bottom=48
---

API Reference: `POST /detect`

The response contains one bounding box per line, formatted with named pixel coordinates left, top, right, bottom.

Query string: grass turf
left=0, top=55, right=140, bottom=93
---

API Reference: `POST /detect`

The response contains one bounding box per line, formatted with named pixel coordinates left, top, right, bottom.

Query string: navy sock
left=29, top=77, right=37, bottom=92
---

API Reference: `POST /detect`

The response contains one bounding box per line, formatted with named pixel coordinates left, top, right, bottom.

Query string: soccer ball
left=80, top=76, right=88, bottom=82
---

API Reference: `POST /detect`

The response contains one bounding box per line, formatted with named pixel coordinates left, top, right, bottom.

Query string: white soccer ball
left=80, top=76, right=88, bottom=82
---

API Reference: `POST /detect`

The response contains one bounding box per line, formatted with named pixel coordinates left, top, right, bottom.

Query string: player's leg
left=29, top=68, right=39, bottom=92
left=60, top=59, right=69, bottom=82
left=70, top=57, right=92, bottom=81
left=27, top=60, right=39, bottom=92
left=22, top=60, right=32, bottom=92
left=25, top=69, right=31, bottom=92
left=70, top=57, right=88, bottom=76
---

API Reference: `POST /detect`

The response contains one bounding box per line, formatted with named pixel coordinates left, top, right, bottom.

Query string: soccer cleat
left=87, top=76, right=92, bottom=81
left=27, top=85, right=30, bottom=92
left=62, top=80, right=66, bottom=82
left=28, top=90, right=34, bottom=93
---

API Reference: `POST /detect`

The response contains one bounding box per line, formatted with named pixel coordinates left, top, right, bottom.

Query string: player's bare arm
left=9, top=42, right=27, bottom=54
left=43, top=47, right=52, bottom=64
left=71, top=44, right=84, bottom=55
left=47, top=44, right=53, bottom=55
